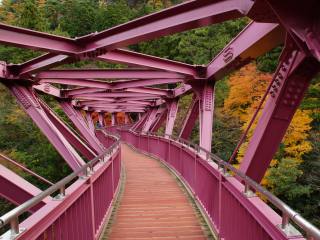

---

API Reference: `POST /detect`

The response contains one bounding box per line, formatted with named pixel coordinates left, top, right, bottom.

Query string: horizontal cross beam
left=36, top=69, right=186, bottom=80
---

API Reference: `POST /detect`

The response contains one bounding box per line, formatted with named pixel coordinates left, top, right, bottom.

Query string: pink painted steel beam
left=142, top=108, right=159, bottom=132
left=33, top=83, right=61, bottom=98
left=63, top=86, right=167, bottom=97
left=206, top=21, right=284, bottom=81
left=99, top=48, right=199, bottom=77
left=14, top=54, right=70, bottom=77
left=173, top=84, right=192, bottom=97
left=39, top=99, right=96, bottom=160
left=7, top=85, right=85, bottom=171
left=78, top=0, right=254, bottom=54
left=150, top=109, right=167, bottom=132
left=76, top=97, right=160, bottom=104
left=179, top=95, right=199, bottom=139
left=40, top=79, right=112, bottom=89
left=239, top=46, right=320, bottom=182
left=132, top=112, right=149, bottom=131
left=83, top=105, right=147, bottom=111
left=196, top=82, right=215, bottom=152
left=37, top=69, right=186, bottom=79
left=165, top=100, right=179, bottom=136
left=62, top=87, right=106, bottom=97
left=59, top=101, right=104, bottom=154
left=0, top=23, right=80, bottom=54
left=89, top=107, right=145, bottom=113
left=85, top=111, right=95, bottom=132
left=98, top=112, right=105, bottom=127
left=124, top=113, right=130, bottom=124
left=69, top=92, right=162, bottom=99
left=0, top=0, right=253, bottom=66
left=113, top=78, right=183, bottom=89
left=111, top=113, right=116, bottom=126
left=0, top=165, right=50, bottom=213
left=264, top=0, right=320, bottom=61
left=81, top=103, right=150, bottom=108
left=15, top=48, right=198, bottom=77
left=40, top=78, right=182, bottom=90
left=126, top=87, right=169, bottom=96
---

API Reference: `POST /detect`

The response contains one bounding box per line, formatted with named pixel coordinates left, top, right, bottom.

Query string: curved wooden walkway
left=103, top=144, right=210, bottom=239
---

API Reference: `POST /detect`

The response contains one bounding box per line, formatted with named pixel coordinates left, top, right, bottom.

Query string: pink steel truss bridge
left=0, top=0, right=319, bottom=239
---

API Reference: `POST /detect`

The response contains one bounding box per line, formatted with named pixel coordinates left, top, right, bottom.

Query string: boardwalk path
left=103, top=144, right=210, bottom=239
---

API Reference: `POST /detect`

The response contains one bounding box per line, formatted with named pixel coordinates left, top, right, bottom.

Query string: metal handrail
left=0, top=133, right=120, bottom=236
left=124, top=129, right=320, bottom=240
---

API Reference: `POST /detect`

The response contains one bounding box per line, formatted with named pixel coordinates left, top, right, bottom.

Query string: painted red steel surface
left=15, top=144, right=121, bottom=240
left=119, top=130, right=304, bottom=240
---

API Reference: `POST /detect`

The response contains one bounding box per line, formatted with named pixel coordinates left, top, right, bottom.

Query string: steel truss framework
left=0, top=0, right=319, bottom=239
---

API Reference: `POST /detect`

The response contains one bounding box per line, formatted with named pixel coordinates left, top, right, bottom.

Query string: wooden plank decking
left=103, top=144, right=210, bottom=239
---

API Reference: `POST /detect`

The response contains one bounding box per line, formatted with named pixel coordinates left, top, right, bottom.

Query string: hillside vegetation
left=0, top=0, right=319, bottom=228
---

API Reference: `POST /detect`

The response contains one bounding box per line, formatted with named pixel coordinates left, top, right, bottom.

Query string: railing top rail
left=0, top=132, right=120, bottom=230
left=122, top=129, right=320, bottom=240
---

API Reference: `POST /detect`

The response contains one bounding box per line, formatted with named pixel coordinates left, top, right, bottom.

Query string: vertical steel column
left=59, top=101, right=104, bottom=154
left=165, top=99, right=179, bottom=137
left=196, top=82, right=215, bottom=152
left=124, top=113, right=130, bottom=124
left=179, top=94, right=199, bottom=139
left=85, top=111, right=95, bottom=132
left=239, top=46, right=320, bottom=182
left=98, top=112, right=105, bottom=127
left=111, top=113, right=116, bottom=126
left=7, top=85, right=85, bottom=171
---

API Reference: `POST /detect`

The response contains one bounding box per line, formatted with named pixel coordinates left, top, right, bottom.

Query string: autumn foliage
left=223, top=63, right=313, bottom=189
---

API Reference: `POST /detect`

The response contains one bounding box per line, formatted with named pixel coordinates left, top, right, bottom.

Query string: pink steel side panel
left=0, top=165, right=50, bottom=213
left=17, top=145, right=121, bottom=240
left=240, top=48, right=320, bottom=182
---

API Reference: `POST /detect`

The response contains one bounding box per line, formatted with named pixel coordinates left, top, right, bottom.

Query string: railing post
left=10, top=217, right=19, bottom=236
left=218, top=170, right=223, bottom=239
left=281, top=213, right=289, bottom=230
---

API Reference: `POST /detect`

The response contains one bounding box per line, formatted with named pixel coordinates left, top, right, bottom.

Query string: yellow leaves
left=223, top=63, right=271, bottom=122
left=6, top=108, right=26, bottom=123
left=224, top=63, right=313, bottom=187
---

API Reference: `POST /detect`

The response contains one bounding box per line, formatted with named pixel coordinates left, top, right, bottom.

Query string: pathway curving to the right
left=105, top=144, right=211, bottom=239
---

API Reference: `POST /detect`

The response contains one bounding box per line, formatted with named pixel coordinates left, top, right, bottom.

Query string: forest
left=0, top=0, right=319, bottom=229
